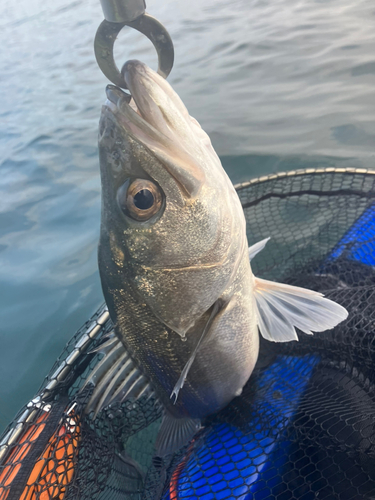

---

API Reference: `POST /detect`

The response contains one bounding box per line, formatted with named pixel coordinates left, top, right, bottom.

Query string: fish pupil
left=133, top=189, right=154, bottom=210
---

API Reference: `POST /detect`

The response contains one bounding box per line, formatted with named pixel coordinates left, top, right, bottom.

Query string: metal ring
left=94, top=13, right=174, bottom=88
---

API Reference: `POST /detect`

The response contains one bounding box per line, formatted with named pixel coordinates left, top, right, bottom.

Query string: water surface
left=0, top=0, right=374, bottom=429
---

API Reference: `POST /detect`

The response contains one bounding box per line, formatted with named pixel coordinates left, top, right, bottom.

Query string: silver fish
left=89, top=60, right=348, bottom=455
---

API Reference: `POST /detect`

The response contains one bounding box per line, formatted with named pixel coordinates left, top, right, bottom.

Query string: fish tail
left=155, top=412, right=201, bottom=457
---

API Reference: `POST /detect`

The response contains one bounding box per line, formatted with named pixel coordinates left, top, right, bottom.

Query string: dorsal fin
left=84, top=334, right=154, bottom=416
left=248, top=237, right=271, bottom=260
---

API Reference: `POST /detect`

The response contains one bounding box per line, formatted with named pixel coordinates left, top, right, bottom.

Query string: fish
left=88, top=59, right=348, bottom=456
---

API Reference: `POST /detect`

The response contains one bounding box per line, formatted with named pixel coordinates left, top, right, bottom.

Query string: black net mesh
left=1, top=168, right=374, bottom=500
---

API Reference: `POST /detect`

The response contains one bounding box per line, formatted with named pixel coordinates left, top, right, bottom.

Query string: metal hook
left=94, top=13, right=174, bottom=89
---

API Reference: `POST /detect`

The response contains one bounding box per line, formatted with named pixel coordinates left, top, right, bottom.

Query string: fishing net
left=1, top=167, right=374, bottom=500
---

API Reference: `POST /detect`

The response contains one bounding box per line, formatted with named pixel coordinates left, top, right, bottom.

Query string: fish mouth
left=104, top=81, right=166, bottom=151
left=106, top=60, right=188, bottom=140
left=104, top=59, right=181, bottom=158
left=103, top=60, right=206, bottom=199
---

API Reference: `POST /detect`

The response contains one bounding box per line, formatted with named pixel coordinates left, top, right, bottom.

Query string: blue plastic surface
left=163, top=203, right=375, bottom=499
left=329, top=205, right=375, bottom=266
left=163, top=355, right=319, bottom=500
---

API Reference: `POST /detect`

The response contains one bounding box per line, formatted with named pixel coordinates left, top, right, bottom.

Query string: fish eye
left=117, top=179, right=163, bottom=222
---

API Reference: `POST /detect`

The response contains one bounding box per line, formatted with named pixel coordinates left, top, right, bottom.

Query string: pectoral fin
left=253, top=277, right=348, bottom=342
left=155, top=411, right=201, bottom=457
left=170, top=300, right=222, bottom=403
left=248, top=237, right=271, bottom=260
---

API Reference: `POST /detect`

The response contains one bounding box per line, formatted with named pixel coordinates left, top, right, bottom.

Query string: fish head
left=98, top=60, right=247, bottom=337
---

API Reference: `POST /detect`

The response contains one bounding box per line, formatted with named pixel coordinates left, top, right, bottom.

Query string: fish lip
left=103, top=83, right=166, bottom=145
left=106, top=84, right=132, bottom=106
left=104, top=84, right=139, bottom=125
left=104, top=61, right=173, bottom=143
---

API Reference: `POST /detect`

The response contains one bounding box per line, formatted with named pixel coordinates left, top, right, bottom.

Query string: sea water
left=0, top=0, right=374, bottom=430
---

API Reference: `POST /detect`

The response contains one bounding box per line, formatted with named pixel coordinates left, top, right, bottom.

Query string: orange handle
left=0, top=408, right=80, bottom=500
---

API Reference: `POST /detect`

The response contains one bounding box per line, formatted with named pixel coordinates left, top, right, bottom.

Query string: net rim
left=233, top=167, right=374, bottom=191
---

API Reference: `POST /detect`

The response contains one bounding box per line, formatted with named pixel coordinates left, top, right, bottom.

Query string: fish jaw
left=102, top=67, right=205, bottom=204
left=103, top=60, right=239, bottom=204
